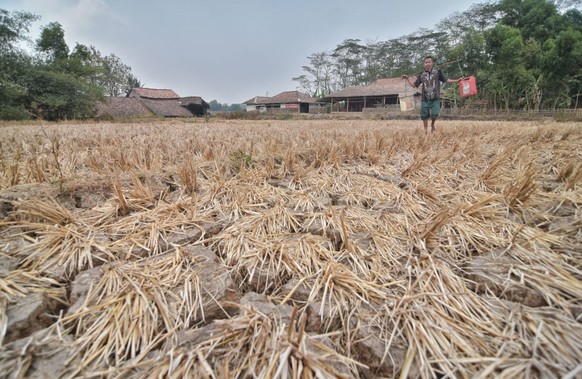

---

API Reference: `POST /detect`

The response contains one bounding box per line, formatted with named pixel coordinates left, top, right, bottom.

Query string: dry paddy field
left=0, top=119, right=581, bottom=378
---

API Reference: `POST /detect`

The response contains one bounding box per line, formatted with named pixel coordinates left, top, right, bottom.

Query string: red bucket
left=459, top=76, right=477, bottom=98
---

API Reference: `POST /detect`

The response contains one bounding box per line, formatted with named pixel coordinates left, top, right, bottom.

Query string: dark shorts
left=420, top=99, right=441, bottom=120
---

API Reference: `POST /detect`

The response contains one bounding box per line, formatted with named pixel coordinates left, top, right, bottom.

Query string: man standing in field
left=402, top=56, right=460, bottom=133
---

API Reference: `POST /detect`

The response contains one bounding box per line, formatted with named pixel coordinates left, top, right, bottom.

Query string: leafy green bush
left=0, top=106, right=31, bottom=121
left=230, top=150, right=253, bottom=173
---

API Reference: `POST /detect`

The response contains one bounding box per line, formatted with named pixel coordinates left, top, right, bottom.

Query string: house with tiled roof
left=97, top=88, right=208, bottom=119
left=243, top=96, right=270, bottom=112
left=243, top=91, right=325, bottom=114
left=127, top=88, right=197, bottom=118
left=320, top=78, right=421, bottom=112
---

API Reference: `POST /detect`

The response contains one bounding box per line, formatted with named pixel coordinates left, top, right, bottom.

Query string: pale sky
left=4, top=0, right=480, bottom=103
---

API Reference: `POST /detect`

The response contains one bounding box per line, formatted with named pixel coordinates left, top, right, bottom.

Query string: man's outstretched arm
left=401, top=75, right=417, bottom=88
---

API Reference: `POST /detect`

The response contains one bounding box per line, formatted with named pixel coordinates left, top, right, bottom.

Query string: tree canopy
left=0, top=9, right=141, bottom=120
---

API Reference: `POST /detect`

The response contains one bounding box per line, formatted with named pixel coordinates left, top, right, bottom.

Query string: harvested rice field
left=0, top=119, right=581, bottom=378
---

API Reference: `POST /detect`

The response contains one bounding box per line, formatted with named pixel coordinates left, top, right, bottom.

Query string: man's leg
left=430, top=99, right=440, bottom=132
left=420, top=101, right=430, bottom=133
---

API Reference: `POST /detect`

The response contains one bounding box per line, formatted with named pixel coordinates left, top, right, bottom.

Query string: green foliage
left=0, top=104, right=30, bottom=120
left=230, top=150, right=253, bottom=173
left=486, top=25, right=525, bottom=66
left=70, top=43, right=140, bottom=96
left=497, top=0, right=563, bottom=42
left=563, top=8, right=582, bottom=31
left=36, top=22, right=69, bottom=62
left=208, top=100, right=244, bottom=112
left=543, top=27, right=582, bottom=78
left=0, top=9, right=39, bottom=53
left=292, top=52, right=334, bottom=97
left=24, top=67, right=101, bottom=120
left=0, top=8, right=139, bottom=121
left=126, top=73, right=142, bottom=95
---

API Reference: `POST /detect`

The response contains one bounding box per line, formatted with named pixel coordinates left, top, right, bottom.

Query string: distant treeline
left=0, top=9, right=141, bottom=120
left=294, top=0, right=582, bottom=111
left=208, top=100, right=244, bottom=112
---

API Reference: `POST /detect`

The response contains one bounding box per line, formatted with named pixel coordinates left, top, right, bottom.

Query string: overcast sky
left=4, top=0, right=480, bottom=103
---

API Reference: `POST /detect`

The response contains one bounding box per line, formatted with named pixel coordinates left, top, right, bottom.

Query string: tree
left=480, top=24, right=525, bottom=109
left=381, top=38, right=412, bottom=74
left=0, top=9, right=38, bottom=119
left=27, top=23, right=105, bottom=120
left=208, top=100, right=223, bottom=112
left=0, top=51, right=33, bottom=119
left=22, top=65, right=102, bottom=120
left=100, top=53, right=133, bottom=96
left=36, top=22, right=69, bottom=62
left=0, top=9, right=39, bottom=53
left=542, top=27, right=582, bottom=107
left=332, top=39, right=366, bottom=88
left=1, top=8, right=142, bottom=120
left=126, top=73, right=142, bottom=95
left=565, top=8, right=582, bottom=29
left=361, top=40, right=391, bottom=84
left=553, top=0, right=582, bottom=11
left=293, top=51, right=334, bottom=97
left=497, top=0, right=564, bottom=42
left=70, top=44, right=141, bottom=96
